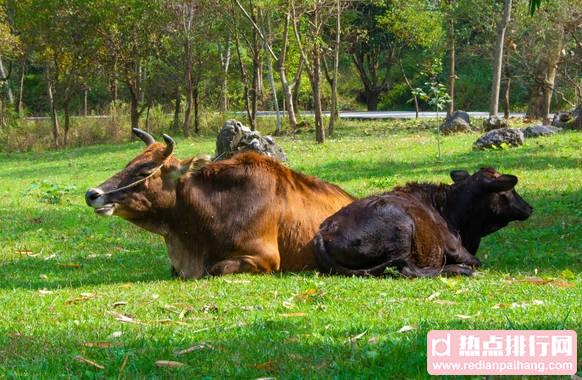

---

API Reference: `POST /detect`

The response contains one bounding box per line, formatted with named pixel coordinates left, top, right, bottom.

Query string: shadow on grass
left=0, top=317, right=578, bottom=379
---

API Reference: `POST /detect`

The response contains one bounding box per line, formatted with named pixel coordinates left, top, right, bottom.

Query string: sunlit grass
left=0, top=120, right=580, bottom=378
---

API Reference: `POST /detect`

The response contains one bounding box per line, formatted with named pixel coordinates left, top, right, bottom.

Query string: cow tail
left=313, top=233, right=399, bottom=277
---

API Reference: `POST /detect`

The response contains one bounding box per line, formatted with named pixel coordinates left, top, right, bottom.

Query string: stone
left=215, top=119, right=288, bottom=162
left=473, top=128, right=524, bottom=150
left=439, top=111, right=472, bottom=135
left=521, top=125, right=562, bottom=138
left=482, top=116, right=510, bottom=131
left=551, top=105, right=582, bottom=130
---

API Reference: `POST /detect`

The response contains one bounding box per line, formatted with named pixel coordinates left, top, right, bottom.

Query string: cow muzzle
left=85, top=188, right=116, bottom=216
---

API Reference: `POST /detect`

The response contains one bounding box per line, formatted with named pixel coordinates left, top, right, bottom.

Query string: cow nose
left=85, top=188, right=104, bottom=206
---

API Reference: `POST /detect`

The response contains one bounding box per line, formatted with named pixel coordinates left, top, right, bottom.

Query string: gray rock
left=483, top=116, right=510, bottom=131
left=551, top=105, right=582, bottom=130
left=215, top=119, right=288, bottom=162
left=521, top=125, right=562, bottom=138
left=440, top=111, right=472, bottom=135
left=473, top=128, right=524, bottom=150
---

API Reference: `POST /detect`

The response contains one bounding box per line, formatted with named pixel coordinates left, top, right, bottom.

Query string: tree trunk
left=327, top=0, right=341, bottom=135
left=293, top=65, right=302, bottom=115
left=526, top=25, right=565, bottom=122
left=266, top=47, right=281, bottom=134
left=365, top=90, right=380, bottom=111
left=46, top=66, right=60, bottom=147
left=173, top=86, right=181, bottom=132
left=193, top=82, right=200, bottom=134
left=63, top=101, right=71, bottom=146
left=250, top=23, right=260, bottom=131
left=504, top=77, right=511, bottom=119
left=0, top=56, right=14, bottom=105
left=312, top=53, right=324, bottom=144
left=129, top=91, right=140, bottom=131
left=17, top=61, right=25, bottom=114
left=83, top=88, right=88, bottom=116
left=219, top=38, right=231, bottom=113
left=183, top=38, right=193, bottom=137
left=279, top=68, right=297, bottom=130
left=489, top=0, right=512, bottom=117
left=447, top=18, right=456, bottom=116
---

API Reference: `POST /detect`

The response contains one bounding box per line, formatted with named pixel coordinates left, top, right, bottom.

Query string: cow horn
left=162, top=134, right=175, bottom=157
left=132, top=128, right=156, bottom=146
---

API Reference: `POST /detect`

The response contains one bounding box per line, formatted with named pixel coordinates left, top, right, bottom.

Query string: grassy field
left=0, top=120, right=580, bottom=379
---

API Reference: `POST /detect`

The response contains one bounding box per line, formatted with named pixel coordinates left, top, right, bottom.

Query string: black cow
left=314, top=168, right=533, bottom=277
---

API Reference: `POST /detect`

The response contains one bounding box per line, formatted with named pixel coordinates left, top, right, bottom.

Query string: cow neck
left=441, top=185, right=482, bottom=255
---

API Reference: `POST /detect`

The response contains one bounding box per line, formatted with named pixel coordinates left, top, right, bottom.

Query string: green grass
left=0, top=120, right=580, bottom=379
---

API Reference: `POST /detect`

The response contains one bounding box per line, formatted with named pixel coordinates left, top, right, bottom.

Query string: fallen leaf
left=201, top=304, right=218, bottom=313
left=74, top=355, right=104, bottom=370
left=17, top=249, right=36, bottom=256
left=253, top=361, right=275, bottom=370
left=455, top=314, right=478, bottom=320
left=493, top=300, right=544, bottom=309
left=65, top=293, right=96, bottom=305
left=553, top=281, right=576, bottom=288
left=433, top=300, right=456, bottom=305
left=108, top=311, right=141, bottom=324
left=282, top=300, right=294, bottom=309
left=426, top=292, right=441, bottom=301
left=39, top=274, right=48, bottom=280
left=175, top=343, right=213, bottom=355
left=223, top=279, right=251, bottom=284
left=155, top=360, right=185, bottom=368
left=279, top=312, right=306, bottom=317
left=347, top=331, right=367, bottom=343
left=38, top=289, right=53, bottom=295
left=108, top=331, right=123, bottom=339
left=398, top=325, right=418, bottom=333
left=59, top=263, right=82, bottom=269
left=295, top=288, right=320, bottom=301
left=112, top=301, right=128, bottom=308
left=82, top=342, right=122, bottom=348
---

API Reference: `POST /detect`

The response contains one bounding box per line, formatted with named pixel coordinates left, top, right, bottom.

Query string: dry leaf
left=295, top=288, right=319, bottom=301
left=155, top=360, right=185, bottom=368
left=108, top=311, right=141, bottom=324
left=175, top=343, right=213, bottom=356
left=59, top=263, right=82, bottom=269
left=426, top=292, right=441, bottom=301
left=493, top=300, right=544, bottom=309
left=39, top=274, right=48, bottom=280
left=433, top=300, right=456, bottom=305
left=282, top=300, right=294, bottom=309
left=223, top=279, right=251, bottom=284
left=108, top=331, right=123, bottom=339
left=201, top=304, right=218, bottom=313
left=455, top=314, right=477, bottom=320
left=65, top=293, right=96, bottom=305
left=279, top=312, right=307, bottom=317
left=82, top=342, right=122, bottom=348
left=74, top=355, right=104, bottom=370
left=347, top=331, right=367, bottom=343
left=253, top=361, right=275, bottom=370
left=398, top=325, right=418, bottom=333
left=112, top=301, right=128, bottom=308
left=39, top=289, right=53, bottom=295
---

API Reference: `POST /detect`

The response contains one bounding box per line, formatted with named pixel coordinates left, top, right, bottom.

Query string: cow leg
left=441, top=264, right=475, bottom=276
left=445, top=245, right=481, bottom=267
left=208, top=242, right=280, bottom=276
left=170, top=266, right=179, bottom=278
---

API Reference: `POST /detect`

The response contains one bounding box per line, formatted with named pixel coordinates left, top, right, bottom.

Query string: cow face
left=85, top=129, right=190, bottom=223
left=449, top=168, right=533, bottom=236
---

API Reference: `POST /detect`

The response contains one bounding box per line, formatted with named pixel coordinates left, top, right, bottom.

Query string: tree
left=488, top=0, right=512, bottom=121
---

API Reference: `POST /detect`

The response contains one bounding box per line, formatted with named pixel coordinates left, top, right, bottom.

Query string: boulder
left=215, top=119, right=288, bottom=162
left=482, top=116, right=509, bottom=131
left=439, top=111, right=472, bottom=135
left=551, top=105, right=582, bottom=130
left=473, top=128, right=524, bottom=150
left=521, top=125, right=562, bottom=138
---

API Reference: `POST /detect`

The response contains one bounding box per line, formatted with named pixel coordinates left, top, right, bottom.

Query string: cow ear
left=482, top=174, right=518, bottom=192
left=450, top=170, right=470, bottom=182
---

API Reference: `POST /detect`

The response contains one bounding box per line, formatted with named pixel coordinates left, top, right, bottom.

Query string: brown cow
left=85, top=129, right=354, bottom=278
left=314, top=168, right=533, bottom=277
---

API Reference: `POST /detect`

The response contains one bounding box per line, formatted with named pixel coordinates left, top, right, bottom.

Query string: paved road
left=256, top=110, right=526, bottom=119
left=24, top=110, right=526, bottom=121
